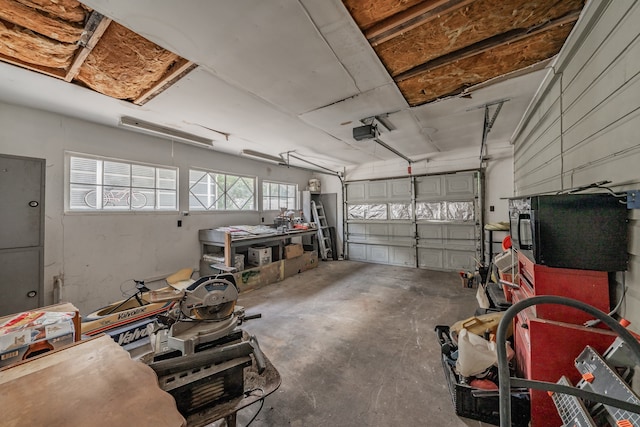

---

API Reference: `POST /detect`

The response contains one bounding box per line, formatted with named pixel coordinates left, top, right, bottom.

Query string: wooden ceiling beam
left=133, top=58, right=197, bottom=105
left=394, top=10, right=582, bottom=82
left=64, top=11, right=111, bottom=82
left=366, top=0, right=476, bottom=47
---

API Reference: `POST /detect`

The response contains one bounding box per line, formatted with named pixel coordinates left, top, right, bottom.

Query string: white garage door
left=345, top=171, right=481, bottom=271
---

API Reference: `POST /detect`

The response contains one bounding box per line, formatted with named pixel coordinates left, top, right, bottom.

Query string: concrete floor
left=231, top=260, right=491, bottom=427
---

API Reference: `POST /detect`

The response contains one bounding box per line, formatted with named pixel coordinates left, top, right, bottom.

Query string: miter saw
left=144, top=273, right=267, bottom=416
left=165, top=274, right=243, bottom=355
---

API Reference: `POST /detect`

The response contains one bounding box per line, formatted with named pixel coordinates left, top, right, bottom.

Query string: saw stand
left=551, top=338, right=640, bottom=426
left=311, top=200, right=332, bottom=260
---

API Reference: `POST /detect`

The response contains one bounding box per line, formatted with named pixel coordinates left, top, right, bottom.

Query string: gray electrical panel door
left=0, top=154, right=45, bottom=316
left=345, top=172, right=480, bottom=271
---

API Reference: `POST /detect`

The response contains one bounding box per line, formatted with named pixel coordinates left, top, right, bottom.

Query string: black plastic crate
left=435, top=325, right=530, bottom=426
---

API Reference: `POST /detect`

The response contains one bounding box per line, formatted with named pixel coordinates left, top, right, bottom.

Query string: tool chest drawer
left=516, top=251, right=609, bottom=325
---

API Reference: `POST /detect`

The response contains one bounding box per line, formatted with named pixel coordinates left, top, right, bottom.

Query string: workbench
left=0, top=335, right=186, bottom=427
left=199, top=227, right=318, bottom=268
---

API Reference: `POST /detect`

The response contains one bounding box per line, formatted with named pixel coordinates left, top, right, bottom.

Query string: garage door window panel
left=348, top=204, right=387, bottom=220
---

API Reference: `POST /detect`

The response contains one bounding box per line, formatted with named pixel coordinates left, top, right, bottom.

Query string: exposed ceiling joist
left=64, top=11, right=112, bottom=82
left=461, top=57, right=553, bottom=95
left=134, top=58, right=197, bottom=105
left=366, top=0, right=475, bottom=47
left=395, top=10, right=582, bottom=82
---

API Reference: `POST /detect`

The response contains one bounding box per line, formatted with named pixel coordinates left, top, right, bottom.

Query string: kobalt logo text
left=117, top=326, right=149, bottom=346
left=117, top=307, right=145, bottom=320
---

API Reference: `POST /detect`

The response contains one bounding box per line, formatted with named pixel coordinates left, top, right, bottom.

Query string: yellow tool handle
left=462, top=317, right=480, bottom=328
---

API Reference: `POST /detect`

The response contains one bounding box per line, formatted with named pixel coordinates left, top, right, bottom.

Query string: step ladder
left=551, top=338, right=640, bottom=427
left=311, top=200, right=332, bottom=260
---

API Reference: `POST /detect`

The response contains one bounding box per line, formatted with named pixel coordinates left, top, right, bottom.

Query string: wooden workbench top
left=0, top=335, right=185, bottom=427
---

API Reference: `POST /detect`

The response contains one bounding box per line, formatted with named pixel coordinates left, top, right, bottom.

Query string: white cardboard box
left=0, top=311, right=75, bottom=353
left=248, top=246, right=272, bottom=266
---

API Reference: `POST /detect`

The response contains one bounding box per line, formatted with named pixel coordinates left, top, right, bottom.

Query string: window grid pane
left=262, top=181, right=297, bottom=211
left=189, top=169, right=256, bottom=211
left=68, top=155, right=177, bottom=212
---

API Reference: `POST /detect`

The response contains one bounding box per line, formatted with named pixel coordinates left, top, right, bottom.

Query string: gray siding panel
left=514, top=80, right=563, bottom=195
left=562, top=1, right=638, bottom=108
left=512, top=0, right=640, bottom=330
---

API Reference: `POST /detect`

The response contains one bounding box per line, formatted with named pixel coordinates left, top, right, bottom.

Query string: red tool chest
left=512, top=251, right=616, bottom=427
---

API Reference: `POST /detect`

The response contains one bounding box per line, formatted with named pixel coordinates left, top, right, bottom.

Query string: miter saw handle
left=238, top=312, right=262, bottom=324
left=249, top=335, right=266, bottom=374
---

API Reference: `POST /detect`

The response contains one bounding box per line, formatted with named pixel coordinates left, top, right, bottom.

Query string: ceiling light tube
left=241, top=149, right=283, bottom=163
left=119, top=116, right=213, bottom=147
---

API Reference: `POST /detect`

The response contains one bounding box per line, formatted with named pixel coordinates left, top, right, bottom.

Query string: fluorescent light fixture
left=241, top=149, right=283, bottom=163
left=119, top=116, right=213, bottom=147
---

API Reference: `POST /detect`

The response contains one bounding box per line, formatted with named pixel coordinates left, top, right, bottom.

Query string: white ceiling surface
left=0, top=0, right=548, bottom=174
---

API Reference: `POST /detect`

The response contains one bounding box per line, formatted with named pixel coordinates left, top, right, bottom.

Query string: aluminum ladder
left=311, top=200, right=332, bottom=260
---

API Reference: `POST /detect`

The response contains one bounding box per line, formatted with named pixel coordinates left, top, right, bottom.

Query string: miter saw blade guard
left=181, top=274, right=239, bottom=321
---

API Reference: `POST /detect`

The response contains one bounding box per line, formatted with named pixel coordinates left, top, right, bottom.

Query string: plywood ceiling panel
left=397, top=23, right=574, bottom=105
left=375, top=0, right=584, bottom=76
left=343, top=0, right=586, bottom=106
left=342, top=0, right=424, bottom=30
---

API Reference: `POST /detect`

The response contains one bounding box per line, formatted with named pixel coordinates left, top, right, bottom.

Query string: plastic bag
left=476, top=283, right=490, bottom=309
left=455, top=328, right=514, bottom=377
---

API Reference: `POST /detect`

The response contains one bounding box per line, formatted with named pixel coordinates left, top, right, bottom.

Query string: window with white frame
left=262, top=181, right=297, bottom=210
left=189, top=169, right=256, bottom=211
left=68, top=154, right=177, bottom=211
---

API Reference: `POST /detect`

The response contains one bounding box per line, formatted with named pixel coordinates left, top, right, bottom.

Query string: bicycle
left=84, top=187, right=147, bottom=209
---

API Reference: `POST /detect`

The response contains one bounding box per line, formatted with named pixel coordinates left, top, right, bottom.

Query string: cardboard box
left=0, top=311, right=76, bottom=353
left=0, top=332, right=74, bottom=368
left=248, top=246, right=272, bottom=266
left=202, top=253, right=245, bottom=271
left=0, top=304, right=79, bottom=369
left=284, top=243, right=304, bottom=259
left=0, top=302, right=80, bottom=343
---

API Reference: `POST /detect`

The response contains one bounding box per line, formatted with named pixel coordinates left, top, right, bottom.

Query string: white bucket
left=309, top=178, right=321, bottom=192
